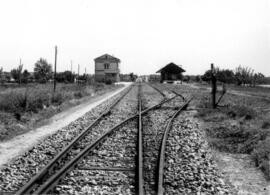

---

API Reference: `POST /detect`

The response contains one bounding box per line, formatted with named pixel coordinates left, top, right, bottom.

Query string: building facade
left=94, top=54, right=120, bottom=83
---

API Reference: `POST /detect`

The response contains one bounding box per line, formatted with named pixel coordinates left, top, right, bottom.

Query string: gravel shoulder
left=213, top=151, right=270, bottom=195
left=0, top=83, right=131, bottom=167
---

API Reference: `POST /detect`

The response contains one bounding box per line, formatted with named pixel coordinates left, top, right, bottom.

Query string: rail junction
left=2, top=83, right=195, bottom=194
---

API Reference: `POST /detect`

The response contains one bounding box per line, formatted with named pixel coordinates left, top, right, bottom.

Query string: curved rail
left=157, top=97, right=193, bottom=195
left=26, top=94, right=179, bottom=194
left=146, top=83, right=167, bottom=99
left=16, top=85, right=133, bottom=195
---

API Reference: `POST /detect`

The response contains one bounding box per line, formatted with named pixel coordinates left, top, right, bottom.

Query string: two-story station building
left=94, top=54, right=120, bottom=82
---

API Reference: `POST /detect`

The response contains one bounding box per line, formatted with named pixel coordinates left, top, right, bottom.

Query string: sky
left=0, top=0, right=269, bottom=76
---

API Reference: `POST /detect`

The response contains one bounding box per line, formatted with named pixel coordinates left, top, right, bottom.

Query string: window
left=104, top=63, right=109, bottom=69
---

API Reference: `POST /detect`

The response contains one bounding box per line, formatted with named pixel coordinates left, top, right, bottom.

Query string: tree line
left=200, top=65, right=266, bottom=86
left=0, top=58, right=89, bottom=84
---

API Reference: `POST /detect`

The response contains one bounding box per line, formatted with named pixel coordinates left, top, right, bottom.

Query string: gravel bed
left=141, top=84, right=184, bottom=195
left=53, top=119, right=138, bottom=194
left=0, top=86, right=132, bottom=192
left=142, top=109, right=173, bottom=195
left=141, top=84, right=164, bottom=108
left=164, top=112, right=231, bottom=194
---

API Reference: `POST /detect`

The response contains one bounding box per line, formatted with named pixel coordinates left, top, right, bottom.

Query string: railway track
left=15, top=84, right=137, bottom=194
left=3, top=82, right=194, bottom=194
left=141, top=84, right=192, bottom=195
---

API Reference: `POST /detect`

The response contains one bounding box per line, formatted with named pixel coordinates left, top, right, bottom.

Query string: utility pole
left=77, top=64, right=80, bottom=83
left=19, top=58, right=22, bottom=84
left=71, top=60, right=73, bottom=73
left=54, top=46, right=57, bottom=92
left=85, top=67, right=87, bottom=84
left=211, top=63, right=217, bottom=108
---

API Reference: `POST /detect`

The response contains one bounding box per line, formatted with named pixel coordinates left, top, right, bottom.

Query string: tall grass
left=0, top=83, right=107, bottom=118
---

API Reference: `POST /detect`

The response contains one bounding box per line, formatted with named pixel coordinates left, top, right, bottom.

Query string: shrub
left=74, top=91, right=83, bottom=99
left=227, top=105, right=256, bottom=119
left=251, top=138, right=270, bottom=179
left=0, top=90, right=27, bottom=113
left=105, top=79, right=113, bottom=85
left=262, top=121, right=270, bottom=129
left=27, top=91, right=50, bottom=112
left=51, top=92, right=64, bottom=105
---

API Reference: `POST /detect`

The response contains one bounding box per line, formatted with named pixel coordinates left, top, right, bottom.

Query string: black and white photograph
left=0, top=0, right=269, bottom=194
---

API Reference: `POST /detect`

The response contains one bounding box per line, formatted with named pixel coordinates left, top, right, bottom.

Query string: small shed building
left=156, top=62, right=185, bottom=83
left=94, top=54, right=120, bottom=83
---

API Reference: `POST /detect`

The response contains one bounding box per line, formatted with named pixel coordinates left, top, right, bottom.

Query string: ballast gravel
left=164, top=112, right=231, bottom=194
left=0, top=87, right=131, bottom=192
left=53, top=118, right=138, bottom=194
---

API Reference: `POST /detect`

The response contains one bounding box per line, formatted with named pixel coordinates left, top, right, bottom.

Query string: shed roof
left=156, top=62, right=185, bottom=73
left=94, top=54, right=120, bottom=63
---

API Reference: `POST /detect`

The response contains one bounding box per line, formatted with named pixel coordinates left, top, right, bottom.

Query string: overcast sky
left=0, top=0, right=269, bottom=76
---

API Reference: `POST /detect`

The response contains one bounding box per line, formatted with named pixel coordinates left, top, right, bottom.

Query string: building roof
left=156, top=62, right=185, bottom=74
left=94, top=54, right=120, bottom=63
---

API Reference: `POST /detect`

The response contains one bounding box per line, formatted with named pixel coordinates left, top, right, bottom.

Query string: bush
left=0, top=90, right=27, bottom=113
left=51, top=93, right=64, bottom=105
left=27, top=91, right=50, bottom=112
left=105, top=79, right=112, bottom=85
left=251, top=138, right=270, bottom=179
left=262, top=121, right=270, bottom=129
left=74, top=91, right=83, bottom=99
left=227, top=105, right=256, bottom=120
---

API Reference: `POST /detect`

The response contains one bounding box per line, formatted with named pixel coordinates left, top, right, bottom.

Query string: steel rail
left=146, top=83, right=167, bottom=98
left=157, top=96, right=193, bottom=195
left=172, top=90, right=186, bottom=101
left=137, top=83, right=144, bottom=195
left=33, top=95, right=178, bottom=194
left=16, top=85, right=133, bottom=195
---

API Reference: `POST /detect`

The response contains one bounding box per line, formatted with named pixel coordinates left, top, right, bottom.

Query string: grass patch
left=196, top=91, right=270, bottom=179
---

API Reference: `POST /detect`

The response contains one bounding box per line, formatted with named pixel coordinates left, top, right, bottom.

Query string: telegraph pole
left=211, top=63, right=217, bottom=108
left=19, top=58, right=22, bottom=84
left=71, top=60, right=73, bottom=73
left=54, top=46, right=57, bottom=92
left=77, top=64, right=80, bottom=83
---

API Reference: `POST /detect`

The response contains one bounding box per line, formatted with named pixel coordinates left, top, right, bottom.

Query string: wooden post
left=211, top=63, right=217, bottom=108
left=53, top=46, right=57, bottom=92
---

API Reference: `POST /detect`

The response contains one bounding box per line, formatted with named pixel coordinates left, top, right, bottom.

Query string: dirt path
left=214, top=151, right=270, bottom=195
left=0, top=83, right=131, bottom=167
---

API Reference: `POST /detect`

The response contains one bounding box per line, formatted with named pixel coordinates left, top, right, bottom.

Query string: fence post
left=211, top=63, right=217, bottom=108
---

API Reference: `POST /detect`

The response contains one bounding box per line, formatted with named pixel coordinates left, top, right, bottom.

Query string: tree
left=10, top=64, right=23, bottom=84
left=253, top=73, right=265, bottom=86
left=34, top=58, right=52, bottom=83
left=56, top=71, right=75, bottom=83
left=216, top=69, right=235, bottom=84
left=0, top=67, right=3, bottom=83
left=234, top=65, right=254, bottom=86
left=195, top=75, right=201, bottom=82
left=201, top=70, right=212, bottom=82
left=21, top=70, right=30, bottom=83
